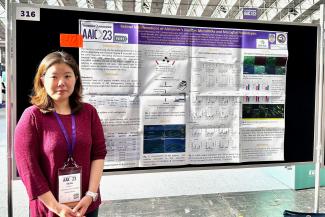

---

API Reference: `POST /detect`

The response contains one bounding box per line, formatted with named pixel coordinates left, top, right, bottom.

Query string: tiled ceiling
left=1, top=0, right=322, bottom=45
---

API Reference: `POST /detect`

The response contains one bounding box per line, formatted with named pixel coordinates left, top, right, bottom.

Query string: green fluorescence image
left=266, top=57, right=276, bottom=66
left=244, top=56, right=255, bottom=65
left=242, top=104, right=284, bottom=118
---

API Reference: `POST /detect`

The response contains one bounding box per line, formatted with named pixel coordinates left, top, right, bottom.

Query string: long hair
left=30, top=51, right=83, bottom=113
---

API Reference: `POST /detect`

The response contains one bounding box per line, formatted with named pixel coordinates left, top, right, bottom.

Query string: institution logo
left=256, top=39, right=269, bottom=49
left=277, top=33, right=287, bottom=44
left=268, top=34, right=276, bottom=43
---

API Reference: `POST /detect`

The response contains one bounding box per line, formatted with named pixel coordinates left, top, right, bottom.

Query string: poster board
left=10, top=4, right=319, bottom=172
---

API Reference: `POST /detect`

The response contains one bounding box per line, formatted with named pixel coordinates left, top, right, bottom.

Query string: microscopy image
left=144, top=125, right=164, bottom=139
left=254, top=56, right=266, bottom=65
left=143, top=125, right=186, bottom=154
left=254, top=65, right=266, bottom=74
left=265, top=65, right=276, bottom=74
left=275, top=66, right=286, bottom=75
left=276, top=57, right=287, bottom=66
left=164, top=125, right=186, bottom=138
left=242, top=104, right=284, bottom=118
left=244, top=64, right=254, bottom=74
left=164, top=139, right=186, bottom=152
left=244, top=56, right=255, bottom=65
left=243, top=56, right=287, bottom=75
left=143, top=139, right=165, bottom=153
left=266, top=57, right=276, bottom=66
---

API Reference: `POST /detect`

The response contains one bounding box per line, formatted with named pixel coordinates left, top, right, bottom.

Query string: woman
left=14, top=51, right=107, bottom=217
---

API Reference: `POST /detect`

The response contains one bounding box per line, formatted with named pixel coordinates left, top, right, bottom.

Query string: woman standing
left=14, top=51, right=107, bottom=217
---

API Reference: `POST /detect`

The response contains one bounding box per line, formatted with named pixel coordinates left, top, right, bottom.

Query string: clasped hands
left=57, top=195, right=93, bottom=217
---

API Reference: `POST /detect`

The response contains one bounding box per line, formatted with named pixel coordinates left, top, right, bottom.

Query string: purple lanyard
left=54, top=112, right=76, bottom=158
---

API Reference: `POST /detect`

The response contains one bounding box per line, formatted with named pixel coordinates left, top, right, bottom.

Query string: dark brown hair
left=30, top=51, right=83, bottom=113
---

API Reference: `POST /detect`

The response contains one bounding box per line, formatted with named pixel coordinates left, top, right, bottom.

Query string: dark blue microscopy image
left=165, top=139, right=186, bottom=152
left=144, top=125, right=164, bottom=139
left=143, top=139, right=165, bottom=153
left=165, top=125, right=185, bottom=138
left=244, top=64, right=254, bottom=74
left=143, top=125, right=186, bottom=154
left=265, top=65, right=276, bottom=74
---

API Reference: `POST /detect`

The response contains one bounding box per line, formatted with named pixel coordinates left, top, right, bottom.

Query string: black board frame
left=10, top=4, right=319, bottom=173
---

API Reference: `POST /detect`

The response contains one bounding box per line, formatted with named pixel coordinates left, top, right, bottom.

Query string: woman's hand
left=72, top=196, right=93, bottom=217
left=37, top=191, right=78, bottom=217
left=55, top=203, right=78, bottom=217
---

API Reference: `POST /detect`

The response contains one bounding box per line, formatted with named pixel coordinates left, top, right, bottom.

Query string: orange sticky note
left=60, top=34, right=83, bottom=48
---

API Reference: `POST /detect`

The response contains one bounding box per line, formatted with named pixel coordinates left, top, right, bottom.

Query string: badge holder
left=58, top=157, right=82, bottom=208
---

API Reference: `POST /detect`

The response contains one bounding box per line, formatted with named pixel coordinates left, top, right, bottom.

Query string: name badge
left=58, top=160, right=82, bottom=207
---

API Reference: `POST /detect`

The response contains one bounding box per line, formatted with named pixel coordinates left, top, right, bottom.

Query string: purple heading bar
left=112, top=23, right=287, bottom=49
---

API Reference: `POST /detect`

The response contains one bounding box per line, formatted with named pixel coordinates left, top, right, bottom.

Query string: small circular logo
left=269, top=34, right=275, bottom=43
left=277, top=34, right=287, bottom=43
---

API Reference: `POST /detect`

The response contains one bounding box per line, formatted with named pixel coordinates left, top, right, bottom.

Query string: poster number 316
left=16, top=7, right=40, bottom=21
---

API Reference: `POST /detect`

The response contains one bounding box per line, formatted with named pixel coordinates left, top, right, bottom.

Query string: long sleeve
left=90, top=106, right=107, bottom=161
left=14, top=108, right=50, bottom=200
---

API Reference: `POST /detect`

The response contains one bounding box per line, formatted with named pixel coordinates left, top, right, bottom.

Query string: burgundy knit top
left=14, top=103, right=107, bottom=217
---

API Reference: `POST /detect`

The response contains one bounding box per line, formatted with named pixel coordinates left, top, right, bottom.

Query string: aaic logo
left=114, top=33, right=128, bottom=43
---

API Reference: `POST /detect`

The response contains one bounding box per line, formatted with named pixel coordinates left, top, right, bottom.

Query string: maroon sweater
left=14, top=103, right=107, bottom=217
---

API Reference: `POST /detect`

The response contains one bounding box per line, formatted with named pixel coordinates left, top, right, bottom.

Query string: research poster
left=79, top=20, right=288, bottom=169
